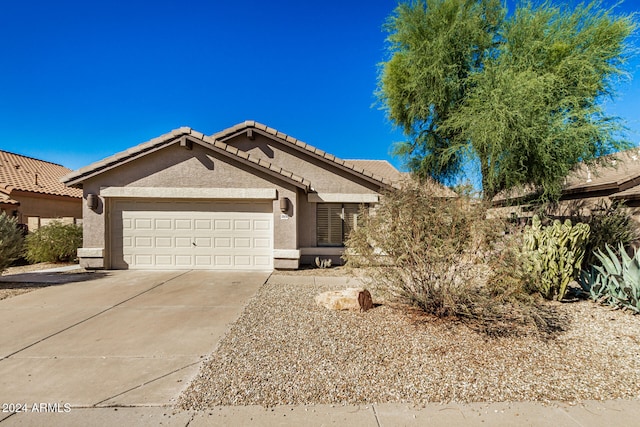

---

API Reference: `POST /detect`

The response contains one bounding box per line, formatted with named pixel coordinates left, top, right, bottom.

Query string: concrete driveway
left=0, top=270, right=267, bottom=407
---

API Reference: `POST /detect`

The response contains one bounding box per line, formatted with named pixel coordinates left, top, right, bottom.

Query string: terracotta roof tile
left=346, top=160, right=405, bottom=185
left=0, top=150, right=81, bottom=199
left=0, top=191, right=19, bottom=205
left=189, top=129, right=206, bottom=140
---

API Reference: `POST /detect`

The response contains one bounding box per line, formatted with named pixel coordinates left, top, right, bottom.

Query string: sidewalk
left=1, top=399, right=639, bottom=426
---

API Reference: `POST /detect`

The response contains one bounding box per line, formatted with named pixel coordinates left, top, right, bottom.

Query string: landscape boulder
left=315, top=287, right=367, bottom=311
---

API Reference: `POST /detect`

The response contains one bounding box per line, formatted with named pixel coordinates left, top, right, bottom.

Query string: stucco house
left=0, top=150, right=82, bottom=230
left=62, top=121, right=402, bottom=271
left=492, top=147, right=640, bottom=221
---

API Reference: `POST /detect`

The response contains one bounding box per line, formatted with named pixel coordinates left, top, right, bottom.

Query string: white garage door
left=111, top=200, right=273, bottom=270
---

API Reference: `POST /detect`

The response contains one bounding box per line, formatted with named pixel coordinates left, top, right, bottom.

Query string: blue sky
left=1, top=0, right=638, bottom=175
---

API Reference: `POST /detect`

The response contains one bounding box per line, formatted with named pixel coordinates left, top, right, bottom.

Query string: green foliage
left=581, top=200, right=637, bottom=269
left=523, top=215, right=590, bottom=300
left=25, top=221, right=82, bottom=263
left=0, top=212, right=24, bottom=272
left=580, top=243, right=640, bottom=313
left=379, top=0, right=636, bottom=201
left=578, top=265, right=608, bottom=301
left=380, top=0, right=504, bottom=184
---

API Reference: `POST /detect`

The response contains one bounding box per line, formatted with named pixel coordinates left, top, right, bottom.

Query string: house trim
left=300, top=247, right=344, bottom=256
left=273, top=249, right=301, bottom=259
left=308, top=193, right=378, bottom=203
left=100, top=186, right=277, bottom=200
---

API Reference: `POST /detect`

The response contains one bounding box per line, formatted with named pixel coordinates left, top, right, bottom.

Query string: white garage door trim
left=110, top=200, right=273, bottom=271
left=101, top=186, right=277, bottom=200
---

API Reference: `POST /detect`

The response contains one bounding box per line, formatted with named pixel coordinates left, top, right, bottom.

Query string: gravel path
left=180, top=274, right=640, bottom=408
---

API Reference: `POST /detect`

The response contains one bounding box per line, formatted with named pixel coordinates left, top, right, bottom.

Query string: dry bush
left=344, top=179, right=488, bottom=317
left=345, top=179, right=563, bottom=336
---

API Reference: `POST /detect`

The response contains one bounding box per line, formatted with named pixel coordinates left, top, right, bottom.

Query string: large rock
left=315, top=288, right=364, bottom=311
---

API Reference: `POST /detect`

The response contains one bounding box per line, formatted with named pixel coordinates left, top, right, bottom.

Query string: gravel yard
left=180, top=273, right=640, bottom=408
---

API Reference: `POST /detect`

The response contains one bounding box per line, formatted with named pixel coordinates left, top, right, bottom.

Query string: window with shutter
left=316, top=203, right=363, bottom=246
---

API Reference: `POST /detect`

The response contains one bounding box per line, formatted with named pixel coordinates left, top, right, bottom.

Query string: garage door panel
left=155, top=237, right=172, bottom=248
left=254, top=220, right=270, bottom=230
left=175, top=237, right=191, bottom=248
left=175, top=255, right=192, bottom=266
left=234, top=255, right=251, bottom=266
left=214, top=255, right=232, bottom=266
left=155, top=219, right=172, bottom=229
left=195, top=219, right=212, bottom=230
left=175, top=219, right=191, bottom=229
left=254, top=238, right=270, bottom=248
left=194, top=237, right=212, bottom=248
left=155, top=255, right=173, bottom=266
left=234, top=238, right=251, bottom=248
left=215, top=237, right=231, bottom=248
left=234, top=220, right=251, bottom=230
left=214, top=220, right=231, bottom=230
left=112, top=200, right=273, bottom=270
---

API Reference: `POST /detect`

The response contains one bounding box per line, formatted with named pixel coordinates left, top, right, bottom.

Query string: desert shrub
left=468, top=232, right=567, bottom=336
left=523, top=216, right=590, bottom=301
left=344, top=179, right=490, bottom=317
left=581, top=200, right=637, bottom=270
left=25, top=221, right=82, bottom=263
left=0, top=212, right=24, bottom=272
left=486, top=233, right=536, bottom=301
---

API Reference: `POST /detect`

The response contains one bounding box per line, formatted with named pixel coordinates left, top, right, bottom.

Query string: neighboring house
left=0, top=150, right=82, bottom=230
left=562, top=148, right=640, bottom=207
left=62, top=121, right=401, bottom=271
left=492, top=148, right=640, bottom=219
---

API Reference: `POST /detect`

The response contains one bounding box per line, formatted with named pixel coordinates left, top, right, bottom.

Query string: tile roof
left=345, top=160, right=405, bottom=185
left=0, top=192, right=19, bottom=205
left=62, top=128, right=312, bottom=190
left=563, top=149, right=640, bottom=195
left=493, top=147, right=640, bottom=204
left=213, top=121, right=396, bottom=189
left=0, top=150, right=82, bottom=199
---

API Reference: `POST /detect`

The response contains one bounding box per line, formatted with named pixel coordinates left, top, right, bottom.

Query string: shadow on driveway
left=0, top=270, right=109, bottom=290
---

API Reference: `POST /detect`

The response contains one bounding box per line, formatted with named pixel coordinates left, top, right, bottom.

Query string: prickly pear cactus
left=523, top=215, right=590, bottom=300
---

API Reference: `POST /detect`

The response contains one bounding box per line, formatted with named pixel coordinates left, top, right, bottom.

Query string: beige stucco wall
left=80, top=143, right=300, bottom=269
left=227, top=133, right=384, bottom=194
left=0, top=192, right=82, bottom=230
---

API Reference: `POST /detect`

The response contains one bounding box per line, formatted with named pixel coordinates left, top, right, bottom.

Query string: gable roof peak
left=213, top=121, right=396, bottom=189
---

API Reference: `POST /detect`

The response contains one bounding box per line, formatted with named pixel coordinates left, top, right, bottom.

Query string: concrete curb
left=1, top=400, right=639, bottom=426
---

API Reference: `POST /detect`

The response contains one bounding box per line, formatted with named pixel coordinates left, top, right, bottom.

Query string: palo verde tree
left=378, top=0, right=636, bottom=201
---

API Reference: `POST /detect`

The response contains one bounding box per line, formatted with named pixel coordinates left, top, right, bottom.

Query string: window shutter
left=343, top=204, right=360, bottom=239
left=328, top=205, right=343, bottom=245
left=317, top=204, right=344, bottom=246
left=317, top=204, right=330, bottom=245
